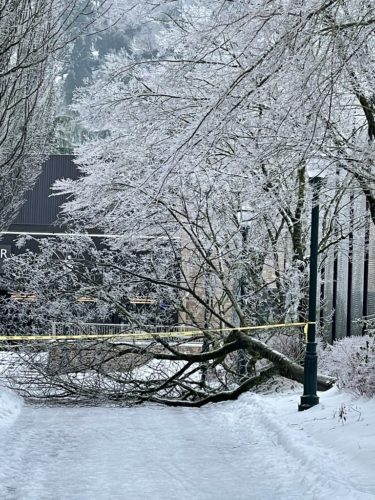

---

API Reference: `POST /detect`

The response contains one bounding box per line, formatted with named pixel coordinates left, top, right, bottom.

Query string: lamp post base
left=298, top=394, right=319, bottom=411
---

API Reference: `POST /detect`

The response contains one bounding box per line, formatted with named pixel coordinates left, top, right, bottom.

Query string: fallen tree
left=1, top=0, right=358, bottom=405
left=0, top=327, right=334, bottom=406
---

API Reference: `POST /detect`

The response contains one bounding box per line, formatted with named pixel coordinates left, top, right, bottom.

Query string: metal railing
left=50, top=322, right=200, bottom=340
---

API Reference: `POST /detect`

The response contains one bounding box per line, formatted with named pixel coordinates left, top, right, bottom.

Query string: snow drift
left=0, top=387, right=22, bottom=428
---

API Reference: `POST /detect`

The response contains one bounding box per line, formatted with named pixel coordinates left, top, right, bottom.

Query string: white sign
left=0, top=246, right=11, bottom=272
left=0, top=248, right=9, bottom=259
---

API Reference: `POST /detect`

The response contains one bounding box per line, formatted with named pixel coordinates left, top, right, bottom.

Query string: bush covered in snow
left=318, top=336, right=375, bottom=397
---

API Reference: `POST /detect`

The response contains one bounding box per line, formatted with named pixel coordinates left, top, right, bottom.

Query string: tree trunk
left=235, top=331, right=334, bottom=391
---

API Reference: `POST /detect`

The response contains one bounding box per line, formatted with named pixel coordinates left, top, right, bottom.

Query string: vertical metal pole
left=319, top=263, right=325, bottom=331
left=331, top=245, right=338, bottom=343
left=299, top=177, right=320, bottom=411
left=201, top=254, right=211, bottom=387
left=237, top=225, right=249, bottom=377
left=331, top=168, right=340, bottom=343
left=362, top=200, right=370, bottom=335
left=346, top=194, right=354, bottom=337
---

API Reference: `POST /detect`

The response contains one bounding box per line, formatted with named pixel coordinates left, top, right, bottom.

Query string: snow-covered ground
left=0, top=386, right=374, bottom=500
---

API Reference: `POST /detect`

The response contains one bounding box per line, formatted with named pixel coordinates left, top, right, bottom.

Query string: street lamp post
left=299, top=176, right=321, bottom=411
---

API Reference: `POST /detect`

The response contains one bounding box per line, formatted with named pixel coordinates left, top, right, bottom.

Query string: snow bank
left=0, top=387, right=22, bottom=428
left=255, top=386, right=375, bottom=497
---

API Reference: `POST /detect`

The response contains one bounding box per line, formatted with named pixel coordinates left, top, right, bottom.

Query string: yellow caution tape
left=303, top=322, right=317, bottom=342
left=0, top=321, right=313, bottom=342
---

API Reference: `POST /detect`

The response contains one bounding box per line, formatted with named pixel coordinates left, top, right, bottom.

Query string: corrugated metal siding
left=335, top=235, right=349, bottom=339
left=367, top=218, right=375, bottom=316
left=321, top=244, right=334, bottom=342
left=321, top=188, right=374, bottom=341
left=351, top=196, right=365, bottom=336
left=13, top=155, right=77, bottom=226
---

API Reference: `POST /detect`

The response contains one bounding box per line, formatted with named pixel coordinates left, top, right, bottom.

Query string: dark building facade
left=3, top=156, right=374, bottom=341
left=2, top=154, right=77, bottom=239
left=0, top=155, right=176, bottom=328
left=0, top=155, right=79, bottom=327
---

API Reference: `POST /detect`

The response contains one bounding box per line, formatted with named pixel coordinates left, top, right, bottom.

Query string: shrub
left=318, top=336, right=375, bottom=397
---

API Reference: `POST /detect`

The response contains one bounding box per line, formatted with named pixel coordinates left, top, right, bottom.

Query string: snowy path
left=0, top=391, right=374, bottom=500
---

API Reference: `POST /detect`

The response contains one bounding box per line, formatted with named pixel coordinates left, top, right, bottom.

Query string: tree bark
left=235, top=331, right=334, bottom=391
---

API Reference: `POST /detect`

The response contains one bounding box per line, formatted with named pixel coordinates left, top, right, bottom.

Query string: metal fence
left=50, top=322, right=201, bottom=341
